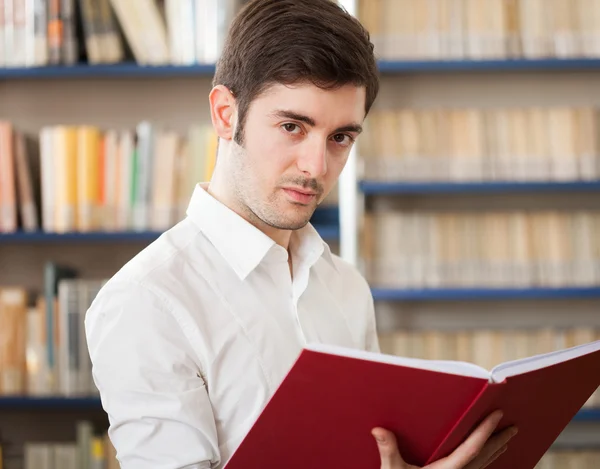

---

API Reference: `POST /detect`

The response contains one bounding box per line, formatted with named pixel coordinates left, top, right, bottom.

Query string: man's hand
left=372, top=410, right=517, bottom=469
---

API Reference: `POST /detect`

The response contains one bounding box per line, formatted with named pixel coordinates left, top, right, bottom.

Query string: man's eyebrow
left=271, top=109, right=363, bottom=134
left=334, top=123, right=363, bottom=134
left=272, top=110, right=316, bottom=127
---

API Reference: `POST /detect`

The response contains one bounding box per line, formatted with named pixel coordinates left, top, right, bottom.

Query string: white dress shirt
left=85, top=184, right=380, bottom=469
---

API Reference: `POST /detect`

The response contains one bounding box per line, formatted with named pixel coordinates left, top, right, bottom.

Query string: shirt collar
left=185, top=184, right=338, bottom=279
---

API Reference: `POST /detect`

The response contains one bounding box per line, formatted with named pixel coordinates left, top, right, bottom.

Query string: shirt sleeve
left=85, top=279, right=220, bottom=469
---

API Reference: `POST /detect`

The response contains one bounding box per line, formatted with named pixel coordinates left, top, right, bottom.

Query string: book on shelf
left=363, top=210, right=600, bottom=289
left=0, top=265, right=106, bottom=398
left=21, top=421, right=118, bottom=469
left=0, top=120, right=217, bottom=235
left=224, top=339, right=600, bottom=469
left=0, top=0, right=246, bottom=68
left=378, top=326, right=600, bottom=409
left=358, top=0, right=600, bottom=61
left=359, top=107, right=600, bottom=183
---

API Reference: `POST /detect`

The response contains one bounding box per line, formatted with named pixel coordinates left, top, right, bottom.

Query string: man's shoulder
left=114, top=218, right=201, bottom=281
left=327, top=252, right=372, bottom=297
left=95, top=218, right=209, bottom=305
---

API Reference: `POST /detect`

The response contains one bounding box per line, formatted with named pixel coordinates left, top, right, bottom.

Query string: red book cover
left=224, top=341, right=600, bottom=469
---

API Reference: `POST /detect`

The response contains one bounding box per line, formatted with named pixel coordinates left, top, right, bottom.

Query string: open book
left=224, top=339, right=600, bottom=469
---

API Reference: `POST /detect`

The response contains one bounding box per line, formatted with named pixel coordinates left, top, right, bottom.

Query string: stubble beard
left=230, top=138, right=321, bottom=231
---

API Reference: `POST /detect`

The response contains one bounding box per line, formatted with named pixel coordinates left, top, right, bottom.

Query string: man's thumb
left=372, top=428, right=405, bottom=469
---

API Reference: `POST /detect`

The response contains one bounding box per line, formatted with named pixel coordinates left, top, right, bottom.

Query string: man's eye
left=282, top=123, right=301, bottom=134
left=332, top=133, right=353, bottom=146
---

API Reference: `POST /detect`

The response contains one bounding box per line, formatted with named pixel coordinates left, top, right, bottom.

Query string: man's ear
left=209, top=85, right=236, bottom=140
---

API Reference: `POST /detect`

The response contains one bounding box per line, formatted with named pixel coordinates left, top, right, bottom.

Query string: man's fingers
left=372, top=428, right=406, bottom=469
left=481, top=444, right=508, bottom=469
left=464, top=426, right=517, bottom=469
left=440, top=410, right=504, bottom=468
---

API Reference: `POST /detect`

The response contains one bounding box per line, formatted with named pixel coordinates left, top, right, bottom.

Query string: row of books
left=359, top=0, right=600, bottom=60
left=359, top=107, right=600, bottom=182
left=0, top=0, right=122, bottom=67
left=535, top=450, right=600, bottom=468
left=0, top=0, right=243, bottom=67
left=0, top=120, right=217, bottom=234
left=2, top=421, right=117, bottom=469
left=0, top=265, right=104, bottom=397
left=364, top=210, right=600, bottom=288
left=378, top=326, right=600, bottom=408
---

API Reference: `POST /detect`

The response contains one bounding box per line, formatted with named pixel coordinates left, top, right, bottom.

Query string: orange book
left=77, top=126, right=101, bottom=232
left=53, top=126, right=78, bottom=233
left=0, top=122, right=17, bottom=233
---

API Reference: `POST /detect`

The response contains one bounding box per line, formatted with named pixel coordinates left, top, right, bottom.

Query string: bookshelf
left=0, top=397, right=103, bottom=410
left=371, top=287, right=600, bottom=302
left=2, top=0, right=600, bottom=466
left=0, top=223, right=340, bottom=244
left=359, top=181, right=600, bottom=195
left=5, top=57, right=600, bottom=81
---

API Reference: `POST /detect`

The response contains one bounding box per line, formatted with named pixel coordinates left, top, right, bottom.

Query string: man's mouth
left=282, top=187, right=318, bottom=204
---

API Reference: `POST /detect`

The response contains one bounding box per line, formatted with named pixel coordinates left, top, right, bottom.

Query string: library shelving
left=6, top=57, right=600, bottom=80
left=359, top=180, right=600, bottom=195
left=0, top=397, right=103, bottom=411
left=370, top=287, right=600, bottom=302
left=0, top=223, right=340, bottom=244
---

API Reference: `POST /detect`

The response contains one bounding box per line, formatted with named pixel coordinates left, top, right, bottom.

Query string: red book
left=224, top=340, right=600, bottom=469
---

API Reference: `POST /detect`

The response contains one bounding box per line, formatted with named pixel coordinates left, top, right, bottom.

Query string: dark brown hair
left=213, top=0, right=380, bottom=144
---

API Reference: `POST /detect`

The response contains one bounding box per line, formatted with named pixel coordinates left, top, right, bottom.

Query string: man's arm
left=85, top=280, right=220, bottom=469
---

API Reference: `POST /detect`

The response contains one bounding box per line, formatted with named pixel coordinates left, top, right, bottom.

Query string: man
left=85, top=0, right=517, bottom=468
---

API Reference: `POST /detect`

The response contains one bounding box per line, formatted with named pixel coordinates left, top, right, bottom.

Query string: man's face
left=229, top=82, right=366, bottom=231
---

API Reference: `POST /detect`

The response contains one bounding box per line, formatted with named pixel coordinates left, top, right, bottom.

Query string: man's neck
left=205, top=180, right=293, bottom=251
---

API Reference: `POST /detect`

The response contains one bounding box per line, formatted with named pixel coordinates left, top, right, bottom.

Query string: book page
left=490, top=339, right=600, bottom=383
left=304, top=343, right=491, bottom=380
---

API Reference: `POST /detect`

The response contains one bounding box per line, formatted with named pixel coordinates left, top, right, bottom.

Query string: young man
left=86, top=1, right=517, bottom=468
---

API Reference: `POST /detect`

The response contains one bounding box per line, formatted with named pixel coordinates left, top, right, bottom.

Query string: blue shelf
left=360, top=180, right=600, bottom=195
left=377, top=58, right=600, bottom=73
left=0, top=397, right=598, bottom=423
left=572, top=409, right=600, bottom=422
left=5, top=58, right=600, bottom=80
left=0, top=62, right=217, bottom=79
left=0, top=396, right=103, bottom=410
left=0, top=231, right=164, bottom=243
left=371, top=287, right=600, bottom=301
left=0, top=224, right=339, bottom=244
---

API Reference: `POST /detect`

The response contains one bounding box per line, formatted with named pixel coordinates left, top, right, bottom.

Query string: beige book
left=551, top=0, right=579, bottom=57
left=464, top=0, right=487, bottom=58
left=509, top=109, right=529, bottom=180
left=151, top=130, right=180, bottom=231
left=547, top=108, right=576, bottom=181
left=526, top=108, right=550, bottom=181
left=416, top=110, right=438, bottom=181
left=493, top=109, right=511, bottom=181
left=455, top=331, right=473, bottom=364
left=574, top=108, right=597, bottom=180
left=424, top=330, right=457, bottom=361
left=503, top=0, right=521, bottom=58
left=519, top=0, right=549, bottom=58
left=0, top=287, right=27, bottom=394
left=508, top=211, right=532, bottom=285
left=391, top=330, right=412, bottom=358
left=108, top=0, right=150, bottom=64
